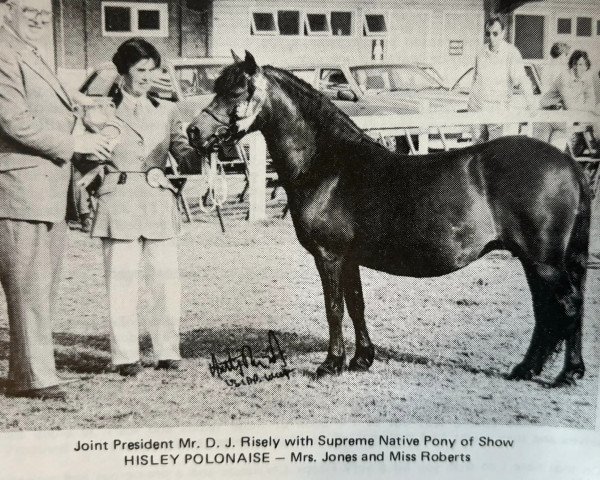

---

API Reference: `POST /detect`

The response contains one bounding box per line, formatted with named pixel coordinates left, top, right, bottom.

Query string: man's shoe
left=155, top=360, right=180, bottom=370
left=117, top=362, right=143, bottom=377
left=6, top=385, right=66, bottom=401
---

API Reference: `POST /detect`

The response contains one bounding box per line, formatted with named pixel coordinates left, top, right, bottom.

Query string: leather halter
left=199, top=73, right=268, bottom=149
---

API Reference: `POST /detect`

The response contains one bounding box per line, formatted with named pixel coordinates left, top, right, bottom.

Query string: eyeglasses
left=486, top=31, right=501, bottom=37
left=21, top=7, right=52, bottom=24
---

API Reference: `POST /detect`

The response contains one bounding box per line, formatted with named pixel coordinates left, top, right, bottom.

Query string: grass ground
left=0, top=187, right=598, bottom=431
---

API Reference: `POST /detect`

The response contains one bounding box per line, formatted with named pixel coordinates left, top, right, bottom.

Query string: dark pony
left=188, top=52, right=591, bottom=387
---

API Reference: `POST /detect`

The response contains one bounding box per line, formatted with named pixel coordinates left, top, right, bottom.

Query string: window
left=102, top=2, right=168, bottom=37
left=557, top=18, right=571, bottom=35
left=514, top=14, right=544, bottom=60
left=320, top=69, right=349, bottom=89
left=576, top=17, right=592, bottom=37
left=104, top=6, right=130, bottom=32
left=305, top=13, right=330, bottom=35
left=251, top=12, right=277, bottom=35
left=364, top=13, right=387, bottom=36
left=138, top=10, right=160, bottom=31
left=331, top=11, right=352, bottom=36
left=174, top=66, right=224, bottom=97
left=597, top=20, right=600, bottom=35
left=278, top=10, right=300, bottom=35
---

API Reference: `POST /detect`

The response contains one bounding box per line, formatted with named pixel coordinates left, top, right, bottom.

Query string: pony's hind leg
left=508, top=261, right=584, bottom=386
left=314, top=250, right=346, bottom=377
left=342, top=261, right=375, bottom=371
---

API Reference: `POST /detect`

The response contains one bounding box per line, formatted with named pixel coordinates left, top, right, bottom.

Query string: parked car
left=286, top=63, right=470, bottom=115
left=80, top=57, right=232, bottom=123
left=285, top=62, right=474, bottom=152
left=79, top=58, right=250, bottom=170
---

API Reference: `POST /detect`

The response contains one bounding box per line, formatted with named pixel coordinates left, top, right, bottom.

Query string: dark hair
left=485, top=15, right=505, bottom=31
left=550, top=42, right=569, bottom=59
left=112, top=38, right=161, bottom=75
left=568, top=50, right=591, bottom=71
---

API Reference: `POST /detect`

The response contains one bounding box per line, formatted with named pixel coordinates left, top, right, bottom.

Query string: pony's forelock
left=213, top=63, right=249, bottom=97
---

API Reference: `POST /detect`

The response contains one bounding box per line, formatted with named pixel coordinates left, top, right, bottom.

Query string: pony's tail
left=534, top=172, right=592, bottom=371
left=565, top=169, right=592, bottom=292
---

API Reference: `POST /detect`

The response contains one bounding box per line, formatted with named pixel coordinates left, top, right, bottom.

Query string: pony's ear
left=231, top=49, right=242, bottom=64
left=243, top=51, right=260, bottom=75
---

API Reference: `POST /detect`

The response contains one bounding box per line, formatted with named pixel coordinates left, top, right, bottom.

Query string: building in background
left=50, top=1, right=600, bottom=89
left=52, top=0, right=212, bottom=89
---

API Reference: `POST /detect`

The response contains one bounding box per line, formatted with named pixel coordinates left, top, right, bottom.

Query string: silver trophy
left=74, top=98, right=121, bottom=172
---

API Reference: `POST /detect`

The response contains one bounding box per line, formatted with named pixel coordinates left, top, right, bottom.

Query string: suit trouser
left=0, top=219, right=65, bottom=391
left=102, top=237, right=181, bottom=365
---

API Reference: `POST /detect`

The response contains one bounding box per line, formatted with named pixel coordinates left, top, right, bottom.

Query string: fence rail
left=202, top=110, right=600, bottom=221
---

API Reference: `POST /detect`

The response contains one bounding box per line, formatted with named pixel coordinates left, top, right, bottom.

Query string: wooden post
left=246, top=132, right=267, bottom=221
left=417, top=127, right=429, bottom=155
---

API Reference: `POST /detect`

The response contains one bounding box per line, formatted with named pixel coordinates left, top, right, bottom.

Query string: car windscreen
left=421, top=66, right=446, bottom=87
left=350, top=65, right=445, bottom=93
left=523, top=65, right=541, bottom=95
left=173, top=65, right=226, bottom=96
left=81, top=68, right=119, bottom=96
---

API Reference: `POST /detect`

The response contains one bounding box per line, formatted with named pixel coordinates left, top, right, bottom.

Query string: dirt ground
left=0, top=187, right=599, bottom=431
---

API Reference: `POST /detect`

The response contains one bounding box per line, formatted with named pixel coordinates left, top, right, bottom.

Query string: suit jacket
left=0, top=27, right=76, bottom=222
left=91, top=93, right=200, bottom=240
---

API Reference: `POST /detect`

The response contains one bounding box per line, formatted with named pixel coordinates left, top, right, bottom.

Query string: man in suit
left=0, top=0, right=112, bottom=400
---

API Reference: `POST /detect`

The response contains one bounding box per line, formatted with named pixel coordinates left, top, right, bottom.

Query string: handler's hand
left=73, top=133, right=113, bottom=161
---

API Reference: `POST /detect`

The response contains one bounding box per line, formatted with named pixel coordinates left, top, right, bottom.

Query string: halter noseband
left=199, top=73, right=268, bottom=150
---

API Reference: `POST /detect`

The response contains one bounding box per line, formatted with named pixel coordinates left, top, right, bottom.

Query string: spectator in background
left=543, top=42, right=570, bottom=92
left=540, top=50, right=596, bottom=153
left=541, top=50, right=595, bottom=112
left=468, top=16, right=534, bottom=143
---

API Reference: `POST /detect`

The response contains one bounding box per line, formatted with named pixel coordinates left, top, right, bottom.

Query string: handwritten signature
left=208, top=331, right=294, bottom=387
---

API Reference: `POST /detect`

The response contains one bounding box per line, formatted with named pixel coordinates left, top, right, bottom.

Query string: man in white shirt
left=468, top=16, right=534, bottom=143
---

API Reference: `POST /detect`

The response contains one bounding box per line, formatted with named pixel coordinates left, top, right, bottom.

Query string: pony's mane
left=263, top=65, right=377, bottom=146
left=213, top=62, right=382, bottom=149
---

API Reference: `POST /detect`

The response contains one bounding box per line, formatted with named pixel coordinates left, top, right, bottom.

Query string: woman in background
left=540, top=49, right=596, bottom=153
left=542, top=50, right=595, bottom=111
left=91, top=38, right=200, bottom=376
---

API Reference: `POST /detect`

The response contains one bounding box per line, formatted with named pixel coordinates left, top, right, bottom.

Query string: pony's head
left=187, top=50, right=268, bottom=153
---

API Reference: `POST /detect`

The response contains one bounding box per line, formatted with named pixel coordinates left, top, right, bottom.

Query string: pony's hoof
left=316, top=355, right=346, bottom=378
left=348, top=345, right=375, bottom=372
left=551, top=365, right=585, bottom=388
left=506, top=363, right=534, bottom=381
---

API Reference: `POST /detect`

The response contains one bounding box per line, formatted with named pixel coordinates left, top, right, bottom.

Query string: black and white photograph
left=0, top=0, right=599, bottom=479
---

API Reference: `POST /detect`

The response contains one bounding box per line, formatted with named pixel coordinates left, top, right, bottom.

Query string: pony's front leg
left=314, top=250, right=346, bottom=377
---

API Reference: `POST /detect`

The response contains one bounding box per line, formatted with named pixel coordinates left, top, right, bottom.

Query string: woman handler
left=91, top=38, right=199, bottom=376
